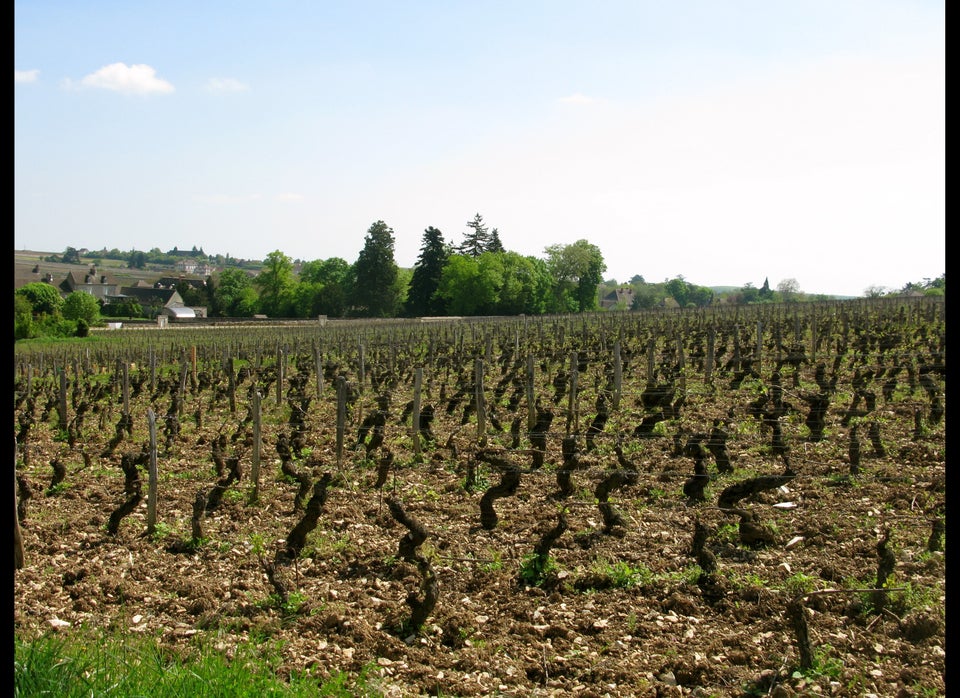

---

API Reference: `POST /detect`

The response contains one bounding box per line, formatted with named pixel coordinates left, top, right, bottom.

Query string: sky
left=15, top=1, right=944, bottom=298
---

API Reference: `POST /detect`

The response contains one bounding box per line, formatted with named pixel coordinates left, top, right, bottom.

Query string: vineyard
left=14, top=298, right=945, bottom=697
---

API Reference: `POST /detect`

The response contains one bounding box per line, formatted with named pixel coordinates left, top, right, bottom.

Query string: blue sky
left=15, top=1, right=944, bottom=297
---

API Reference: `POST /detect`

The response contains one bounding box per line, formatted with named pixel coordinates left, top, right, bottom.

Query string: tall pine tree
left=457, top=213, right=491, bottom=257
left=405, top=226, right=449, bottom=317
left=487, top=228, right=505, bottom=253
left=351, top=220, right=399, bottom=317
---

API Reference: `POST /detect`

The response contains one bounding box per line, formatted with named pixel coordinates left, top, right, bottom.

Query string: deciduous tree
left=254, top=250, right=296, bottom=316
left=212, top=268, right=259, bottom=317
left=16, top=282, right=64, bottom=316
left=543, top=240, right=606, bottom=312
left=496, top=252, right=552, bottom=315
left=777, top=278, right=801, bottom=302
left=63, top=292, right=101, bottom=325
left=293, top=257, right=353, bottom=318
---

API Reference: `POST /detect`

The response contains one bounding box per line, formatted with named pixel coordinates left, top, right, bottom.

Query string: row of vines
left=13, top=297, right=945, bottom=695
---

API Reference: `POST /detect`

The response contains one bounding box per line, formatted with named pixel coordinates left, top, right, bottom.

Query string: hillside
left=16, top=249, right=857, bottom=300
left=14, top=249, right=208, bottom=291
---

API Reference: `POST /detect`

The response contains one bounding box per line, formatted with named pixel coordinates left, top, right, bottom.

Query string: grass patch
left=15, top=629, right=385, bottom=697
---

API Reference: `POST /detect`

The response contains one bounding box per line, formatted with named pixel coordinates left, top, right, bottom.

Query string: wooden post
left=191, top=345, right=197, bottom=389
left=475, top=358, right=487, bottom=446
left=810, top=315, right=818, bottom=363
left=526, top=355, right=536, bottom=431
left=412, top=367, right=423, bottom=460
left=14, top=439, right=24, bottom=570
left=677, top=336, right=686, bottom=394
left=732, top=325, right=741, bottom=372
left=149, top=346, right=157, bottom=394
left=227, top=356, right=237, bottom=413
left=115, top=358, right=124, bottom=400
left=612, top=341, right=622, bottom=410
left=177, top=359, right=189, bottom=417
left=249, top=390, right=262, bottom=503
left=755, top=321, right=763, bottom=374
left=58, top=368, right=68, bottom=433
left=122, top=362, right=130, bottom=417
left=336, top=376, right=346, bottom=469
left=705, top=327, right=715, bottom=385
left=146, top=409, right=158, bottom=535
left=567, top=351, right=579, bottom=435
left=276, top=344, right=284, bottom=405
left=358, top=342, right=366, bottom=392
left=314, top=343, right=324, bottom=398
left=646, top=340, right=655, bottom=384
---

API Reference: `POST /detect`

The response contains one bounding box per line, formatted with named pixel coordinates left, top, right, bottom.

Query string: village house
left=174, top=259, right=216, bottom=276
left=600, top=286, right=635, bottom=310
left=105, top=286, right=186, bottom=318
left=58, top=267, right=122, bottom=301
left=16, top=264, right=209, bottom=320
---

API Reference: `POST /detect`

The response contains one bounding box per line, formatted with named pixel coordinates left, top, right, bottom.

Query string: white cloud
left=558, top=93, right=595, bottom=105
left=205, top=77, right=249, bottom=93
left=74, top=62, right=174, bottom=95
left=275, top=193, right=304, bottom=202
left=15, top=69, right=39, bottom=83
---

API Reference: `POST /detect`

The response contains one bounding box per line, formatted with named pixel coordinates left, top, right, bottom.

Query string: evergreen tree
left=759, top=277, right=773, bottom=299
left=351, top=220, right=399, bottom=317
left=458, top=213, right=491, bottom=257
left=405, top=226, right=449, bottom=317
left=487, top=228, right=505, bottom=253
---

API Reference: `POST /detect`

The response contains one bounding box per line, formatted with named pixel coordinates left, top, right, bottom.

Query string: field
left=13, top=299, right=945, bottom=696
left=14, top=249, right=208, bottom=292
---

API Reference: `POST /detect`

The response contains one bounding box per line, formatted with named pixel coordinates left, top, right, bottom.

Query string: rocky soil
left=14, top=353, right=945, bottom=697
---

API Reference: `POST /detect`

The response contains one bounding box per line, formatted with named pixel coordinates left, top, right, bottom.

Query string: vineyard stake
left=475, top=358, right=487, bottom=447
left=566, top=351, right=579, bottom=436
left=705, top=327, right=715, bottom=385
left=412, top=367, right=423, bottom=460
left=146, top=408, right=158, bottom=535
left=58, top=367, right=68, bottom=433
left=249, top=390, right=262, bottom=504
left=612, top=341, right=622, bottom=410
left=336, top=376, right=346, bottom=470
left=14, top=438, right=25, bottom=570
left=526, top=355, right=536, bottom=431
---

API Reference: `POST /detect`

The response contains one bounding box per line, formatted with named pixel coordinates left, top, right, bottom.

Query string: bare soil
left=14, top=358, right=945, bottom=697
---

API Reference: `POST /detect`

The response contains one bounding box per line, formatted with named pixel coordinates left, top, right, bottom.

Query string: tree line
left=16, top=213, right=945, bottom=339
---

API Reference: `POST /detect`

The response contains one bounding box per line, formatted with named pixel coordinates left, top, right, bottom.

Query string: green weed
left=518, top=552, right=558, bottom=587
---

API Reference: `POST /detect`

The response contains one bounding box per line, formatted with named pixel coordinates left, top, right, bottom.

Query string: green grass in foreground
left=14, top=631, right=384, bottom=697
